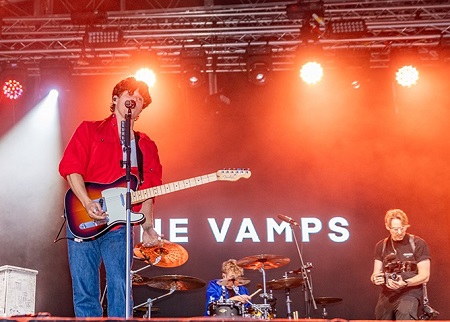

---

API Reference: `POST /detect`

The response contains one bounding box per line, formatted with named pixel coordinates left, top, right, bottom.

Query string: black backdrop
left=0, top=66, right=449, bottom=319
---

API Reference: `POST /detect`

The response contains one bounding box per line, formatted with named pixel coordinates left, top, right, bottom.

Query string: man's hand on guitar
left=86, top=200, right=107, bottom=220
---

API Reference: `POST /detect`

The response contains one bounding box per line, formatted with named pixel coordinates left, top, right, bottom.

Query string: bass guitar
left=64, top=169, right=251, bottom=240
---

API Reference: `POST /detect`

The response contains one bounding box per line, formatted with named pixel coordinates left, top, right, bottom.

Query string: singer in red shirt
left=59, top=76, right=162, bottom=317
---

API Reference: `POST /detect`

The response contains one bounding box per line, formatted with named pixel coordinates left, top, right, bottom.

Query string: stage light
left=135, top=68, right=156, bottom=88
left=296, top=43, right=326, bottom=84
left=3, top=79, right=24, bottom=100
left=329, top=19, right=367, bottom=38
left=1, top=63, right=27, bottom=101
left=246, top=46, right=272, bottom=86
left=84, top=28, right=122, bottom=47
left=396, top=65, right=419, bottom=87
left=180, top=49, right=206, bottom=88
left=300, top=61, right=323, bottom=84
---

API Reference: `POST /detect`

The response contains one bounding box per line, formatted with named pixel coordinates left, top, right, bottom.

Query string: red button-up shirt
left=59, top=114, right=162, bottom=192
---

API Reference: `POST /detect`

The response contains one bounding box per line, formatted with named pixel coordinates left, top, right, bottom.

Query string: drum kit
left=131, top=240, right=342, bottom=319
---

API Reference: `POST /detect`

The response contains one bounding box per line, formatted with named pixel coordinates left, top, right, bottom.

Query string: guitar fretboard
left=131, top=172, right=218, bottom=204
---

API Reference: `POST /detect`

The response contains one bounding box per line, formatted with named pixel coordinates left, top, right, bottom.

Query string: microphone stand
left=289, top=223, right=317, bottom=318
left=122, top=108, right=133, bottom=318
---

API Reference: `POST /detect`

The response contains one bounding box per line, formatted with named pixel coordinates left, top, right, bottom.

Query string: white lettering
left=235, top=218, right=260, bottom=242
left=266, top=218, right=293, bottom=242
left=208, top=218, right=232, bottom=242
left=328, top=217, right=350, bottom=242
left=169, top=218, right=188, bottom=243
left=301, top=217, right=322, bottom=242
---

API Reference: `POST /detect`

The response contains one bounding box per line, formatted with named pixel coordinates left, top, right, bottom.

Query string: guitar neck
left=131, top=172, right=218, bottom=204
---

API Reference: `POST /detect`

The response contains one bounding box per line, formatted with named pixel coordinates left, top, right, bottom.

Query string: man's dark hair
left=110, top=76, right=152, bottom=112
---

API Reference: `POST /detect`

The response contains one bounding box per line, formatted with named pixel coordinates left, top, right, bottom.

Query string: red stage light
left=3, top=79, right=24, bottom=100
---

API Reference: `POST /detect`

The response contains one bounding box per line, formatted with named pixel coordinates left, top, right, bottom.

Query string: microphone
left=125, top=99, right=136, bottom=109
left=277, top=214, right=300, bottom=227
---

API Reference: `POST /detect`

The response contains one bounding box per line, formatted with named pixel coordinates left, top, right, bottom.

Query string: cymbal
left=146, top=274, right=206, bottom=291
left=314, top=297, right=343, bottom=305
left=132, top=273, right=152, bottom=286
left=216, top=277, right=250, bottom=287
left=133, top=239, right=189, bottom=268
left=237, top=254, right=290, bottom=270
left=261, top=276, right=304, bottom=290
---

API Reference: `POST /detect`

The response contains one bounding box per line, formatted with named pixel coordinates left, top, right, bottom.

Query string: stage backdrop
left=0, top=67, right=449, bottom=319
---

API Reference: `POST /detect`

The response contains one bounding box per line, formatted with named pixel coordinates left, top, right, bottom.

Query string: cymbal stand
left=289, top=223, right=317, bottom=318
left=258, top=263, right=271, bottom=320
left=282, top=273, right=293, bottom=319
left=134, top=287, right=175, bottom=319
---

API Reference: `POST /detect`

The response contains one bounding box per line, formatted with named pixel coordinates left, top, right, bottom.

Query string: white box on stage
left=0, top=265, right=38, bottom=317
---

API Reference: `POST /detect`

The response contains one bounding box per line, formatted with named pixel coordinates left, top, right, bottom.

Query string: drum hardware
left=237, top=254, right=290, bottom=320
left=279, top=214, right=317, bottom=318
left=312, top=297, right=342, bottom=318
left=134, top=274, right=206, bottom=319
left=133, top=305, right=160, bottom=318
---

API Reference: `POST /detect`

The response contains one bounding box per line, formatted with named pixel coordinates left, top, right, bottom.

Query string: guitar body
left=63, top=169, right=251, bottom=240
left=64, top=175, right=144, bottom=240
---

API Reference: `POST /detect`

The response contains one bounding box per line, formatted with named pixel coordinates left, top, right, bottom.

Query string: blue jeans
left=67, top=226, right=133, bottom=317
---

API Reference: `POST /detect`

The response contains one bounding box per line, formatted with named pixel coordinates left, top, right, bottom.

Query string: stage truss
left=0, top=0, right=449, bottom=76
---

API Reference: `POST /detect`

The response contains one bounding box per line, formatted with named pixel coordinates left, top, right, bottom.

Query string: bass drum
left=208, top=301, right=242, bottom=317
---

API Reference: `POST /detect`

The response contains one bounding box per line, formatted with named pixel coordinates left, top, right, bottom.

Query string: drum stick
left=249, top=288, right=262, bottom=298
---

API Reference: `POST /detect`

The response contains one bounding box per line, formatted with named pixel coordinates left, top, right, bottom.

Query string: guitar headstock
left=216, top=168, right=251, bottom=181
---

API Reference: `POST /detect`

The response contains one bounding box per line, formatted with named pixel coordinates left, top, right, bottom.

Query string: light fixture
left=0, top=63, right=27, bottom=101
left=296, top=44, right=325, bottom=84
left=180, top=49, right=207, bottom=88
left=329, top=19, right=367, bottom=38
left=396, top=65, right=419, bottom=87
left=246, top=46, right=272, bottom=86
left=84, top=28, right=122, bottom=47
left=3, top=79, right=24, bottom=100
left=390, top=48, right=421, bottom=87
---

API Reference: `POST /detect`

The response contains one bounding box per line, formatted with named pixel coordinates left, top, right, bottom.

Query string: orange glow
left=300, top=62, right=323, bottom=85
left=396, top=65, right=419, bottom=87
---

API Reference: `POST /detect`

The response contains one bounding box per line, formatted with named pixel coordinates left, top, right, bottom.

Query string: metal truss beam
left=0, top=0, right=449, bottom=76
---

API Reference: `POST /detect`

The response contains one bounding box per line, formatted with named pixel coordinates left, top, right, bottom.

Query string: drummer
left=205, top=259, right=252, bottom=315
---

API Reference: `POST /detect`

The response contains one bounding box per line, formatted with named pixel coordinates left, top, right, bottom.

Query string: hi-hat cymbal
left=314, top=297, right=343, bottom=305
left=133, top=239, right=188, bottom=268
left=146, top=274, right=206, bottom=291
left=260, top=276, right=304, bottom=290
left=216, top=277, right=250, bottom=287
left=132, top=273, right=152, bottom=286
left=237, top=254, right=290, bottom=270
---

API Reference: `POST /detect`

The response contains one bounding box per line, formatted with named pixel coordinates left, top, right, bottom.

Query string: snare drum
left=208, top=301, right=243, bottom=317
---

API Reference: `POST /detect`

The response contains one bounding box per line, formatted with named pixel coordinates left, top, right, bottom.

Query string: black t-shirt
left=374, top=234, right=431, bottom=298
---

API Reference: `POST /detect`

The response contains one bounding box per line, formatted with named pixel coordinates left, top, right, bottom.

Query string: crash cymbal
left=146, top=274, right=206, bottom=291
left=216, top=277, right=250, bottom=287
left=260, top=276, right=304, bottom=290
left=132, top=273, right=152, bottom=286
left=314, top=297, right=343, bottom=305
left=133, top=239, right=188, bottom=268
left=237, top=254, right=290, bottom=270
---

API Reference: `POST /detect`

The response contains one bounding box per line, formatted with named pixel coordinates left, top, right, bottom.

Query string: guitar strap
left=134, top=131, right=144, bottom=186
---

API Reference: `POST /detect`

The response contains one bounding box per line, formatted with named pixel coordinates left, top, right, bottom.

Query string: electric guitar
left=64, top=169, right=251, bottom=240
